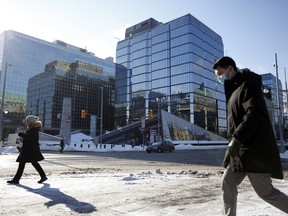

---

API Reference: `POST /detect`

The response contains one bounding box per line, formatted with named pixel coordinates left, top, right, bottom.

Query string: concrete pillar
left=59, top=98, right=71, bottom=144
left=90, top=115, right=96, bottom=137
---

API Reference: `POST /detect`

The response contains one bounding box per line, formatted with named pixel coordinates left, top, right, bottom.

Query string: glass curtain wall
left=27, top=60, right=115, bottom=135
left=0, top=30, right=115, bottom=137
left=261, top=73, right=284, bottom=139
left=116, top=14, right=226, bottom=136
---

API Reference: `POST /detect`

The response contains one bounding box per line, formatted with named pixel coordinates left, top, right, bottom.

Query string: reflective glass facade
left=0, top=30, right=115, bottom=137
left=261, top=73, right=283, bottom=110
left=27, top=60, right=115, bottom=135
left=115, top=14, right=226, bottom=136
left=261, top=73, right=284, bottom=138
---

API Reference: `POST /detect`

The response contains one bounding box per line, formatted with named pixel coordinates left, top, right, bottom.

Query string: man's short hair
left=212, top=56, right=237, bottom=71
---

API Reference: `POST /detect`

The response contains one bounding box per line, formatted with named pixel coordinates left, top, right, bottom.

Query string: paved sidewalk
left=1, top=147, right=288, bottom=215
left=1, top=172, right=288, bottom=216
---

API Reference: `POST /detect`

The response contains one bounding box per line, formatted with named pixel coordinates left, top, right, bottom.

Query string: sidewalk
left=1, top=167, right=288, bottom=215
left=1, top=146, right=288, bottom=215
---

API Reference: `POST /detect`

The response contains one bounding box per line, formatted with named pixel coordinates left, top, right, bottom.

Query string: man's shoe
left=38, top=177, right=47, bottom=183
left=7, top=180, right=19, bottom=184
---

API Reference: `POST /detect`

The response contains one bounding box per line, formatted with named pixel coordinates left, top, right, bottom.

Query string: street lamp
left=99, top=87, right=103, bottom=148
left=0, top=62, right=12, bottom=140
left=158, top=99, right=161, bottom=141
left=274, top=53, right=285, bottom=153
left=284, top=68, right=288, bottom=114
left=156, top=97, right=164, bottom=141
left=87, top=87, right=103, bottom=148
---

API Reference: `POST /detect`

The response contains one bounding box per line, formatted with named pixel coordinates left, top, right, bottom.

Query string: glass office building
left=261, top=73, right=284, bottom=139
left=0, top=30, right=115, bottom=137
left=262, top=73, right=283, bottom=110
left=27, top=60, right=115, bottom=135
left=115, top=14, right=226, bottom=136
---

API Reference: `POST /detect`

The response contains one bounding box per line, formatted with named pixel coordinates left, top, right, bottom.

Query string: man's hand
left=228, top=138, right=243, bottom=172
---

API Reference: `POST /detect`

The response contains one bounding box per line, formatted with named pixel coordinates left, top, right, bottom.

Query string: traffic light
left=81, top=109, right=86, bottom=119
left=148, top=109, right=153, bottom=119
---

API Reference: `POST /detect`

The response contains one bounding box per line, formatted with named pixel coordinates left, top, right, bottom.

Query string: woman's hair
left=24, top=115, right=42, bottom=129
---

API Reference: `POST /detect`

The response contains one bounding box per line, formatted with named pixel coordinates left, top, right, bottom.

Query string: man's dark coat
left=223, top=69, right=283, bottom=179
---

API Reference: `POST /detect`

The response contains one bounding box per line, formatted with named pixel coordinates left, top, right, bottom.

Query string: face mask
left=217, top=75, right=226, bottom=84
left=216, top=69, right=229, bottom=84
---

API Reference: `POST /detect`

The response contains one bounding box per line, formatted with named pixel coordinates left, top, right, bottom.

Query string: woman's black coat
left=16, top=127, right=44, bottom=163
left=223, top=69, right=283, bottom=179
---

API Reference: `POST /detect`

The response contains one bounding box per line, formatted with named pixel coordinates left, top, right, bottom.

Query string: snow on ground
left=0, top=166, right=288, bottom=215
left=1, top=145, right=288, bottom=215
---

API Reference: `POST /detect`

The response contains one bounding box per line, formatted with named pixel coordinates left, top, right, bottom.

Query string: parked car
left=146, top=140, right=175, bottom=153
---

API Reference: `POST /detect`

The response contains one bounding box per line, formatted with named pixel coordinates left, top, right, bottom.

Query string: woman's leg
left=13, top=162, right=26, bottom=181
left=31, top=162, right=46, bottom=179
left=7, top=162, right=25, bottom=184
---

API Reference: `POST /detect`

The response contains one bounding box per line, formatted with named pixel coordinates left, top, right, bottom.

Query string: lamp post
left=0, top=62, right=11, bottom=140
left=156, top=97, right=164, bottom=141
left=274, top=53, right=285, bottom=153
left=284, top=68, right=288, bottom=115
left=99, top=87, right=103, bottom=148
left=158, top=99, right=160, bottom=141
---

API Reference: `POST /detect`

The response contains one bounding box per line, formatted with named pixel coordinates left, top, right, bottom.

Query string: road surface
left=1, top=148, right=288, bottom=216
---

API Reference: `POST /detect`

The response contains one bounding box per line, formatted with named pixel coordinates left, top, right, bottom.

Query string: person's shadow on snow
left=16, top=183, right=97, bottom=213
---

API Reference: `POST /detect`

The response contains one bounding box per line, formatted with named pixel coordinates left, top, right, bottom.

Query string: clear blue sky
left=1, top=0, right=288, bottom=84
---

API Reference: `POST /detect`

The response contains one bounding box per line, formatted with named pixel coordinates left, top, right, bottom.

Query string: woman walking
left=7, top=115, right=47, bottom=184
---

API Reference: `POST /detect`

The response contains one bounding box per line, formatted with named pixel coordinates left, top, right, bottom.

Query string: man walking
left=60, top=139, right=64, bottom=153
left=213, top=56, right=288, bottom=215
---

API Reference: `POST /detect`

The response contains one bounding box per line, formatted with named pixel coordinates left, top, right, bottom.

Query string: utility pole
left=284, top=68, right=288, bottom=115
left=274, top=53, right=285, bottom=153
left=99, top=87, right=103, bottom=148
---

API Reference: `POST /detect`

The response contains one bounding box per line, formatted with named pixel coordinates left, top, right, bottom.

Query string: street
left=1, top=149, right=288, bottom=215
left=1, top=149, right=228, bottom=178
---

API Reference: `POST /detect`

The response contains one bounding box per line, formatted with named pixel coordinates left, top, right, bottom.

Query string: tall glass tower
left=261, top=73, right=284, bottom=139
left=115, top=14, right=226, bottom=136
left=0, top=30, right=115, bottom=137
